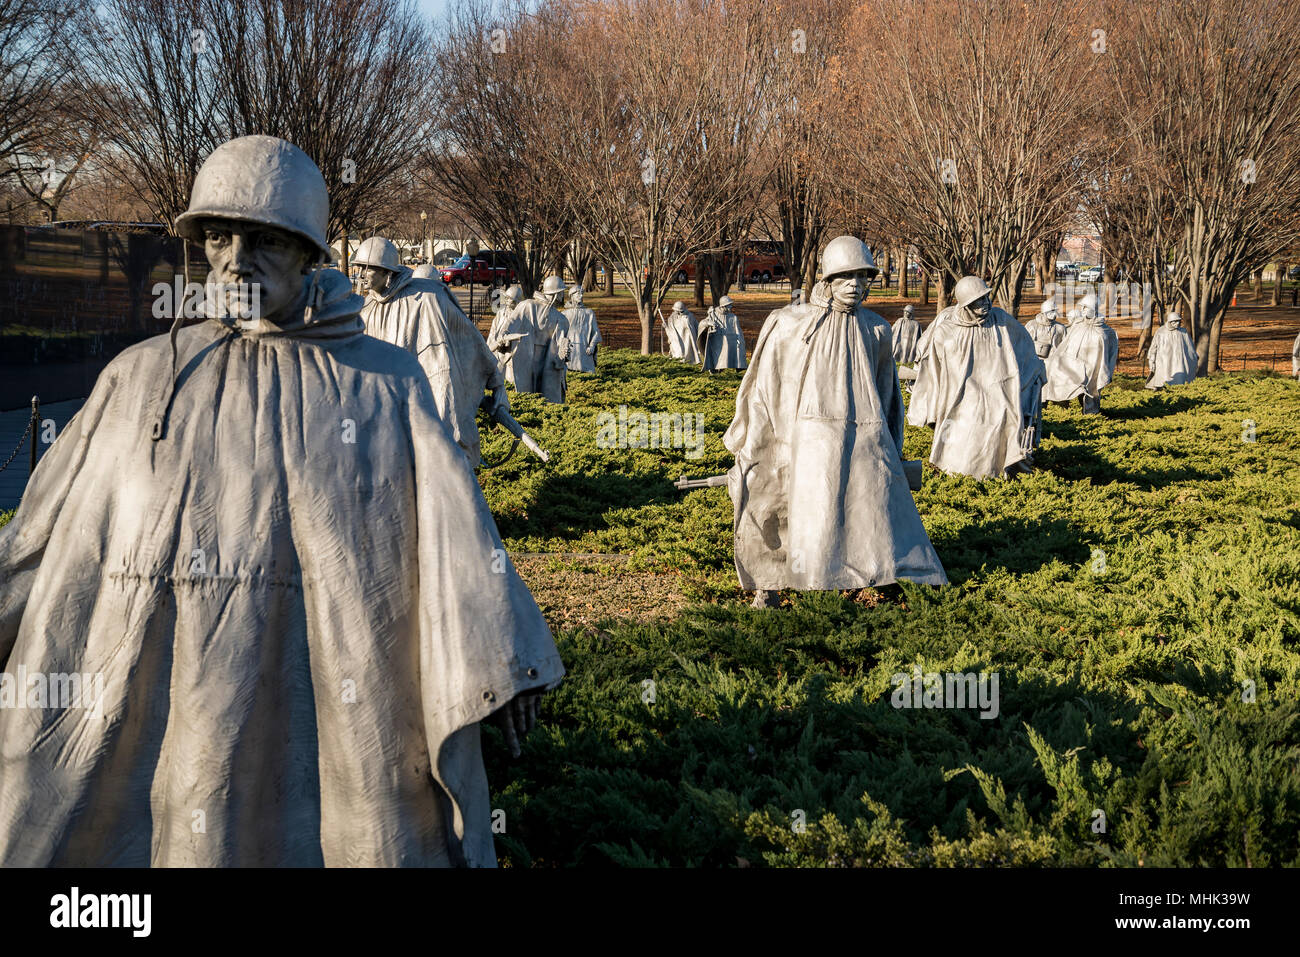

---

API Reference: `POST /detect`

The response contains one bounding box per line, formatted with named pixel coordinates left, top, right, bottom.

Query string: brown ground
left=510, top=553, right=690, bottom=630
left=513, top=287, right=1300, bottom=375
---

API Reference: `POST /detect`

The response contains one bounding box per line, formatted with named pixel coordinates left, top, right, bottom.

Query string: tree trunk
left=693, top=256, right=707, bottom=308
left=936, top=271, right=953, bottom=311
left=339, top=231, right=349, bottom=275
left=638, top=292, right=653, bottom=355
left=604, top=262, right=615, bottom=296
left=584, top=260, right=596, bottom=291
left=898, top=247, right=909, bottom=298
left=802, top=244, right=818, bottom=301
left=920, top=268, right=930, bottom=306
left=1272, top=263, right=1283, bottom=306
left=1252, top=271, right=1263, bottom=301
left=881, top=248, right=892, bottom=294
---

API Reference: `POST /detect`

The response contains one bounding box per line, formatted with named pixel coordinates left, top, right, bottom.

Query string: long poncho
left=699, top=307, right=748, bottom=371
left=362, top=267, right=503, bottom=467
left=663, top=309, right=700, bottom=363
left=0, top=268, right=563, bottom=867
left=1024, top=315, right=1066, bottom=359
left=561, top=305, right=601, bottom=373
left=892, top=315, right=921, bottom=364
left=1042, top=315, right=1119, bottom=404
left=496, top=297, right=569, bottom=403
left=906, top=305, right=1045, bottom=479
left=723, top=287, right=947, bottom=591
left=1145, top=323, right=1198, bottom=389
left=1291, top=331, right=1299, bottom=378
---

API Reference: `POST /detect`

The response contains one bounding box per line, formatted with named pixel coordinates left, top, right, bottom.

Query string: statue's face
left=969, top=294, right=992, bottom=318
left=830, top=269, right=872, bottom=308
left=362, top=265, right=392, bottom=295
left=202, top=218, right=311, bottom=321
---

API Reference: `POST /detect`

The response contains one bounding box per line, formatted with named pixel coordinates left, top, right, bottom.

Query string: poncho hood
left=153, top=269, right=365, bottom=441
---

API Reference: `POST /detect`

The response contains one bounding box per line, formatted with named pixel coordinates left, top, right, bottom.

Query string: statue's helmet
left=569, top=287, right=584, bottom=304
left=718, top=295, right=734, bottom=309
left=673, top=301, right=687, bottom=312
left=954, top=275, right=992, bottom=308
left=505, top=283, right=523, bottom=303
left=1039, top=299, right=1057, bottom=315
left=821, top=235, right=878, bottom=281
left=1166, top=310, right=1182, bottom=326
left=353, top=236, right=402, bottom=272
left=540, top=275, right=567, bottom=296
left=1079, top=293, right=1099, bottom=318
left=175, top=135, right=331, bottom=262
left=903, top=304, right=915, bottom=316
left=411, top=264, right=437, bottom=279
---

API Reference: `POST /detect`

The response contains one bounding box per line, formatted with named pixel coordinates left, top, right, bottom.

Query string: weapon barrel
left=485, top=402, right=552, bottom=463
left=673, top=473, right=729, bottom=490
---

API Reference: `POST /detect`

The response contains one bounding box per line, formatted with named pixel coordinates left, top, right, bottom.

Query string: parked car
left=1078, top=265, right=1103, bottom=283
left=440, top=256, right=498, bottom=286
left=476, top=248, right=520, bottom=284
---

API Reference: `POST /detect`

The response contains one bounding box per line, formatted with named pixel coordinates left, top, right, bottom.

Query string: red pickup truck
left=440, top=256, right=500, bottom=286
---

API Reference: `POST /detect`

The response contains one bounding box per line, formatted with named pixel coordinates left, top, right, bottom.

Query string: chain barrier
left=0, top=397, right=39, bottom=474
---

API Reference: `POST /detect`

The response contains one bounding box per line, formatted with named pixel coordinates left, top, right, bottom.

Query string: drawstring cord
left=150, top=309, right=186, bottom=441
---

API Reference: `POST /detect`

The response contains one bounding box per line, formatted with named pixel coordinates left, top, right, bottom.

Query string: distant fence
left=0, top=225, right=207, bottom=410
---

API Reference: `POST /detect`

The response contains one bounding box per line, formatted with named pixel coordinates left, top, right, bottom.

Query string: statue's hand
left=492, top=691, right=544, bottom=758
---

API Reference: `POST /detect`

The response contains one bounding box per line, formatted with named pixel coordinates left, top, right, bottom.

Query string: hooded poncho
left=906, top=304, right=1045, bottom=479
left=1024, top=313, right=1066, bottom=359
left=362, top=266, right=503, bottom=467
left=1145, top=321, right=1198, bottom=389
left=561, top=304, right=601, bottom=373
left=1042, top=313, right=1119, bottom=405
left=495, top=296, right=569, bottom=403
left=0, top=268, right=563, bottom=867
left=892, top=313, right=921, bottom=364
left=699, top=306, right=748, bottom=371
left=664, top=308, right=700, bottom=363
left=723, top=283, right=947, bottom=591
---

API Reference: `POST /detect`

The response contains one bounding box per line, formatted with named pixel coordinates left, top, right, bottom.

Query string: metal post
left=29, top=395, right=39, bottom=472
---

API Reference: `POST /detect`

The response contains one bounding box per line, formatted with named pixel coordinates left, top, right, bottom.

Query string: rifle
left=481, top=397, right=551, bottom=464
left=673, top=473, right=729, bottom=490
left=675, top=460, right=925, bottom=492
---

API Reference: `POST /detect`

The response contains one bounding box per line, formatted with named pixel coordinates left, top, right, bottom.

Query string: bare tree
left=838, top=0, right=1096, bottom=317
left=419, top=0, right=576, bottom=296
left=208, top=0, right=433, bottom=263
left=71, top=0, right=227, bottom=233
left=1099, top=0, right=1300, bottom=373
left=0, top=0, right=68, bottom=177
left=541, top=0, right=775, bottom=353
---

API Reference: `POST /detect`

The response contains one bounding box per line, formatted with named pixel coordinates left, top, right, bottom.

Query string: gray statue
left=0, top=135, right=562, bottom=867
left=664, top=300, right=700, bottom=363
left=561, top=287, right=602, bottom=372
left=892, top=303, right=920, bottom=364
left=1293, top=329, right=1300, bottom=378
left=1145, top=311, right=1198, bottom=389
left=492, top=275, right=569, bottom=403
left=698, top=295, right=747, bottom=371
left=412, top=263, right=438, bottom=279
left=906, top=275, right=1045, bottom=478
left=724, top=235, right=947, bottom=610
left=1025, top=299, right=1066, bottom=359
left=355, top=236, right=507, bottom=468
left=1042, top=293, right=1119, bottom=413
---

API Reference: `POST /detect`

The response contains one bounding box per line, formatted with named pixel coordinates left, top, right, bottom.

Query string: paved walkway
left=0, top=398, right=86, bottom=513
